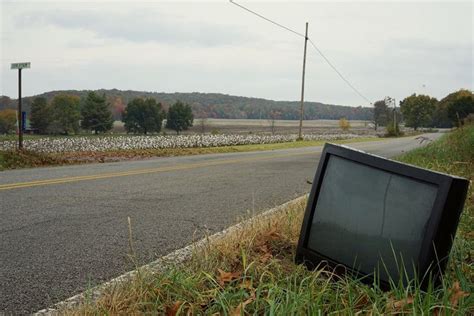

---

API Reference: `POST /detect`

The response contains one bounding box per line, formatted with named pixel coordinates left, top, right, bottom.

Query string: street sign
left=11, top=62, right=31, bottom=70
left=21, top=111, right=27, bottom=131
left=11, top=62, right=30, bottom=149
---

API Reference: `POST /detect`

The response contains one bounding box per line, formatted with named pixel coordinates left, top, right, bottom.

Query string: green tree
left=0, top=109, right=17, bottom=134
left=49, top=94, right=81, bottom=135
left=166, top=101, right=194, bottom=135
left=432, top=89, right=473, bottom=128
left=81, top=92, right=114, bottom=134
left=30, top=97, right=50, bottom=134
left=372, top=100, right=390, bottom=130
left=400, top=94, right=437, bottom=130
left=448, top=95, right=474, bottom=127
left=122, top=98, right=164, bottom=134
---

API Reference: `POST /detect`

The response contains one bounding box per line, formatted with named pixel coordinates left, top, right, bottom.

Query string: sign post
left=11, top=62, right=30, bottom=150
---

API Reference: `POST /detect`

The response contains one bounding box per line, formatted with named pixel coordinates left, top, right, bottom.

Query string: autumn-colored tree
left=111, top=96, right=126, bottom=121
left=0, top=96, right=14, bottom=110
left=339, top=117, right=351, bottom=131
left=0, top=109, right=17, bottom=134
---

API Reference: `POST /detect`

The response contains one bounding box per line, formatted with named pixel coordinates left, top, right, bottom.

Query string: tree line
left=0, top=90, right=374, bottom=121
left=1, top=88, right=471, bottom=136
left=372, top=89, right=473, bottom=130
left=0, top=92, right=194, bottom=135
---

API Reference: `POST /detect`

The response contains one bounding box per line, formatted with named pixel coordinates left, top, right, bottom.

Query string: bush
left=339, top=118, right=350, bottom=131
left=385, top=125, right=403, bottom=137
left=385, top=118, right=403, bottom=137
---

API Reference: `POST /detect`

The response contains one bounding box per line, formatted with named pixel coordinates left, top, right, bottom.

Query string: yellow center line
left=0, top=150, right=320, bottom=191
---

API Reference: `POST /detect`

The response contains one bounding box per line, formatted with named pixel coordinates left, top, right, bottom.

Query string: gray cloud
left=15, top=8, right=255, bottom=46
left=2, top=1, right=472, bottom=105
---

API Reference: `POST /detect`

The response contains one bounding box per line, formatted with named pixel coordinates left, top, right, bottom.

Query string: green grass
left=65, top=126, right=473, bottom=315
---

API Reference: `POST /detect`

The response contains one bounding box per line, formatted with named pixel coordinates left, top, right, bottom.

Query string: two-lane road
left=0, top=133, right=441, bottom=313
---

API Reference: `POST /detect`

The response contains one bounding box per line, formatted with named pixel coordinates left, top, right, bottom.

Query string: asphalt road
left=0, top=133, right=441, bottom=313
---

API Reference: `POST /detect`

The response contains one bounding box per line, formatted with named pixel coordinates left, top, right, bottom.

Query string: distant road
left=0, top=133, right=442, bottom=313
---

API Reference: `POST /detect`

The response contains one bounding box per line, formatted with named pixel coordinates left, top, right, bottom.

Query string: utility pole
left=11, top=62, right=31, bottom=150
left=393, top=98, right=397, bottom=133
left=298, top=22, right=308, bottom=140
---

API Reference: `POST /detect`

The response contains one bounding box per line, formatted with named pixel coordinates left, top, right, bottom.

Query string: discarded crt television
left=295, top=143, right=469, bottom=290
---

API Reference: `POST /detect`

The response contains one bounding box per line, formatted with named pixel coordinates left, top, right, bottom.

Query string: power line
left=229, top=0, right=305, bottom=38
left=308, top=39, right=372, bottom=104
left=229, top=0, right=373, bottom=105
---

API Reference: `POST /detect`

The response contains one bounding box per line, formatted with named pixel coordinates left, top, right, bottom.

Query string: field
left=0, top=136, right=377, bottom=170
left=113, top=118, right=378, bottom=136
left=0, top=119, right=426, bottom=170
left=63, top=125, right=473, bottom=315
left=0, top=119, right=383, bottom=170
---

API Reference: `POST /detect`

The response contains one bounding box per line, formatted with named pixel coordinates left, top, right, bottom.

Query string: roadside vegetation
left=0, top=134, right=371, bottom=154
left=64, top=124, right=473, bottom=315
left=0, top=136, right=377, bottom=171
left=0, top=150, right=66, bottom=171
left=0, top=88, right=471, bottom=171
left=372, top=89, right=473, bottom=136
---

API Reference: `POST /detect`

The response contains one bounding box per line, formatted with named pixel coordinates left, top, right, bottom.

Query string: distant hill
left=0, top=89, right=373, bottom=121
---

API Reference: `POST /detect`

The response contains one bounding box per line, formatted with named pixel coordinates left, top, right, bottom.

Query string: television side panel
left=423, top=177, right=470, bottom=288
left=295, top=145, right=331, bottom=265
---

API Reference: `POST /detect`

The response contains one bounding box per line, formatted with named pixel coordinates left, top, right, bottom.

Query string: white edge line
left=34, top=195, right=307, bottom=315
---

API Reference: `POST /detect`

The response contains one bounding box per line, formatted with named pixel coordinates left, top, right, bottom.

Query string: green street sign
left=11, top=62, right=31, bottom=69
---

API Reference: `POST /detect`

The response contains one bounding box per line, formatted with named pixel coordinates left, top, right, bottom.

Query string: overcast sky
left=1, top=0, right=472, bottom=106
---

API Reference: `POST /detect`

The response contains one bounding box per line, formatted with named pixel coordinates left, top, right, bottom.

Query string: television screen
left=296, top=144, right=469, bottom=289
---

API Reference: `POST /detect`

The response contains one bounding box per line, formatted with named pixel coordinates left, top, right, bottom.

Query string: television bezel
left=295, top=143, right=469, bottom=290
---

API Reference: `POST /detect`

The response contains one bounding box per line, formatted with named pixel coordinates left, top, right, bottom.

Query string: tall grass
left=66, top=126, right=473, bottom=315
left=396, top=124, right=473, bottom=303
